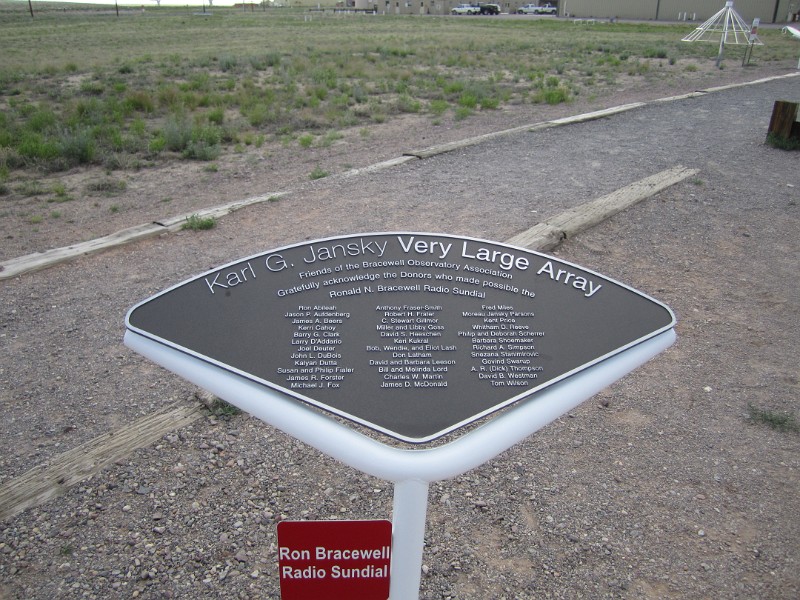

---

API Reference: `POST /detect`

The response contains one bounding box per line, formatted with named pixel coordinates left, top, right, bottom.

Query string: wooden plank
left=0, top=191, right=288, bottom=280
left=548, top=102, right=646, bottom=126
left=0, top=402, right=205, bottom=521
left=340, top=155, right=418, bottom=177
left=407, top=103, right=647, bottom=159
left=0, top=223, right=164, bottom=281
left=405, top=123, right=542, bottom=159
left=653, top=92, right=707, bottom=103
left=506, top=166, right=699, bottom=251
left=157, top=191, right=288, bottom=230
left=406, top=103, right=648, bottom=159
left=703, top=72, right=800, bottom=93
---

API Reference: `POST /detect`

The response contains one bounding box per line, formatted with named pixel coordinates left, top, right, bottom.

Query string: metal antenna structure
left=682, top=1, right=763, bottom=66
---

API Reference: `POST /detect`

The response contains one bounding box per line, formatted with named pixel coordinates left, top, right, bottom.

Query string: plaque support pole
left=389, top=478, right=429, bottom=600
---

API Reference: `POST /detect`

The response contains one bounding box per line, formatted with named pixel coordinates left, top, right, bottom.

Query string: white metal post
left=389, top=479, right=430, bottom=600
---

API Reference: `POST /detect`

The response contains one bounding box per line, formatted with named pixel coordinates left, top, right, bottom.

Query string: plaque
left=126, top=233, right=675, bottom=443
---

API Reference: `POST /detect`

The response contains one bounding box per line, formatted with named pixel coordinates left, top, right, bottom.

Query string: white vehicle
left=518, top=3, right=557, bottom=14
left=452, top=3, right=480, bottom=14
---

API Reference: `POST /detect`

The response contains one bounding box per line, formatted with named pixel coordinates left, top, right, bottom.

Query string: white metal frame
left=784, top=25, right=800, bottom=68
left=125, top=327, right=674, bottom=599
left=682, top=1, right=763, bottom=66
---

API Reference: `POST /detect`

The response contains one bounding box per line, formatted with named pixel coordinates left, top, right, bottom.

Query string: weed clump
left=748, top=404, right=799, bottom=433
left=181, top=214, right=216, bottom=231
left=766, top=132, right=800, bottom=151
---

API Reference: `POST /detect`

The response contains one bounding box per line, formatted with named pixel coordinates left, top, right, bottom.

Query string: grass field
left=1, top=2, right=798, bottom=182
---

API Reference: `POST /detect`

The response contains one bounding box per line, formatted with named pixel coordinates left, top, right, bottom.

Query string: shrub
left=628, top=60, right=651, bottom=76
left=320, top=130, right=343, bottom=148
left=26, top=109, right=58, bottom=133
left=443, top=80, right=465, bottom=95
left=207, top=107, right=224, bottom=125
left=243, top=104, right=265, bottom=127
left=309, top=166, right=328, bottom=180
left=429, top=99, right=448, bottom=116
left=182, top=214, right=216, bottom=230
left=162, top=115, right=193, bottom=152
left=183, top=141, right=220, bottom=161
left=396, top=95, right=421, bottom=114
left=218, top=54, right=238, bottom=72
left=125, top=90, right=155, bottom=113
left=454, top=106, right=472, bottom=121
left=643, top=47, right=668, bottom=59
left=536, top=86, right=570, bottom=105
left=458, top=92, right=478, bottom=109
left=149, top=135, right=167, bottom=155
left=191, top=124, right=222, bottom=147
left=15, top=180, right=46, bottom=196
left=86, top=177, right=126, bottom=195
left=17, top=131, right=60, bottom=162
left=80, top=80, right=105, bottom=96
left=298, top=133, right=314, bottom=148
left=58, top=128, right=95, bottom=165
left=748, top=404, right=799, bottom=432
left=157, top=85, right=182, bottom=109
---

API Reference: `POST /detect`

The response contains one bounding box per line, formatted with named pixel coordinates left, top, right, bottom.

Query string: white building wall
left=561, top=0, right=658, bottom=19
left=562, top=0, right=795, bottom=23
left=663, top=0, right=792, bottom=22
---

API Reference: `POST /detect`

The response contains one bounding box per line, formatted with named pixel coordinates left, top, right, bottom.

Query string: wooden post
left=767, top=101, right=799, bottom=140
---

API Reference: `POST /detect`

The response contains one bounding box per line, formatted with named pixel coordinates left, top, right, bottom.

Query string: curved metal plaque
left=126, top=233, right=675, bottom=443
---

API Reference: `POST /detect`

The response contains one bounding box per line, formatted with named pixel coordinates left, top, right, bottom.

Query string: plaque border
left=125, top=232, right=676, bottom=443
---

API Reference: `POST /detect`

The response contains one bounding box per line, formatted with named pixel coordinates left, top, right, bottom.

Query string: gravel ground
left=1, top=70, right=799, bottom=599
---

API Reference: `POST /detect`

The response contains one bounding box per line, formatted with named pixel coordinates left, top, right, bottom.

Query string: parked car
left=535, top=3, right=558, bottom=13
left=517, top=3, right=557, bottom=14
left=452, top=3, right=480, bottom=14
left=479, top=3, right=501, bottom=15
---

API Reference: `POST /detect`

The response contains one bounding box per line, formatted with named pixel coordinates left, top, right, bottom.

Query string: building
left=559, top=0, right=796, bottom=24
left=378, top=1, right=797, bottom=23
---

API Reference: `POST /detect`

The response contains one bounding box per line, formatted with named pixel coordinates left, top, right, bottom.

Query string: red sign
left=277, top=520, right=392, bottom=599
